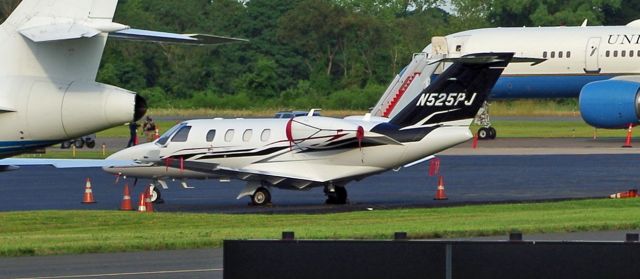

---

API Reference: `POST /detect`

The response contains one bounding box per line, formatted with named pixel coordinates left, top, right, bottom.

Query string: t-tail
left=389, top=53, right=514, bottom=128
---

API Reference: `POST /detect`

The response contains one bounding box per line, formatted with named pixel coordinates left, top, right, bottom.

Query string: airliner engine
left=579, top=80, right=640, bottom=129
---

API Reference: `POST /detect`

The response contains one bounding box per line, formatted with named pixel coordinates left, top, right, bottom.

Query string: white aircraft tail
left=372, top=52, right=443, bottom=118
left=0, top=0, right=119, bottom=82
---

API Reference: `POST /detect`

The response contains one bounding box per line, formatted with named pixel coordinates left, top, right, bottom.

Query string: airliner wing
left=110, top=29, right=248, bottom=45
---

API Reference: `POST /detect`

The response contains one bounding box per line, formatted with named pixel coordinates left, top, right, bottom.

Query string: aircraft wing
left=109, top=29, right=248, bottom=45
left=0, top=158, right=140, bottom=169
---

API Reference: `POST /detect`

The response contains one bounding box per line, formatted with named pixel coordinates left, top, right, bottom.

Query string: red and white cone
left=81, top=178, right=96, bottom=204
left=137, top=193, right=147, bottom=212
left=120, top=184, right=133, bottom=211
left=623, top=123, right=633, bottom=148
left=434, top=176, right=448, bottom=200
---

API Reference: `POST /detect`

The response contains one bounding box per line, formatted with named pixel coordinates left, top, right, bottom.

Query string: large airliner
left=0, top=0, right=244, bottom=168
left=373, top=20, right=640, bottom=139
left=103, top=53, right=514, bottom=205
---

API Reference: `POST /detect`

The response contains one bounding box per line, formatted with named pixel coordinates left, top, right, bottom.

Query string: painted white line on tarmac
left=13, top=268, right=222, bottom=279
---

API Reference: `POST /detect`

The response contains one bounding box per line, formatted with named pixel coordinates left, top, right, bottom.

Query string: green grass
left=476, top=120, right=627, bottom=138
left=2, top=198, right=640, bottom=257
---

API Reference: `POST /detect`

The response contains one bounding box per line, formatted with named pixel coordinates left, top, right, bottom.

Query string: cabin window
left=558, top=51, right=563, bottom=58
left=243, top=129, right=253, bottom=142
left=456, top=45, right=462, bottom=52
left=631, top=50, right=635, bottom=57
left=550, top=51, right=555, bottom=58
left=622, top=50, right=626, bottom=57
left=542, top=51, right=547, bottom=58
left=614, top=50, right=618, bottom=57
left=224, top=129, right=235, bottom=142
left=637, top=50, right=640, bottom=57
left=171, top=126, right=192, bottom=142
left=261, top=129, right=271, bottom=142
left=206, top=130, right=216, bottom=142
left=606, top=50, right=610, bottom=57
left=566, top=51, right=571, bottom=58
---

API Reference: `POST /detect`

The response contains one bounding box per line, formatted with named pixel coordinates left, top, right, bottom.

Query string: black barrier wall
left=224, top=239, right=640, bottom=279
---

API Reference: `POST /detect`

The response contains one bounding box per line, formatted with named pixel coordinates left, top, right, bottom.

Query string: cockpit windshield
left=156, top=123, right=186, bottom=146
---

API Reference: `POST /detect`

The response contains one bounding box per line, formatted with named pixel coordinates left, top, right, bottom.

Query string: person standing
left=142, top=116, right=157, bottom=142
left=127, top=121, right=139, bottom=147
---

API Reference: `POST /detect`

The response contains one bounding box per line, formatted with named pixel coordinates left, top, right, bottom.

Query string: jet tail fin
left=389, top=53, right=514, bottom=128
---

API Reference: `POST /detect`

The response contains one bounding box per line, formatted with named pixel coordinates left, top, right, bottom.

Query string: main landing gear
left=324, top=184, right=348, bottom=205
left=475, top=101, right=497, bottom=140
left=251, top=187, right=272, bottom=206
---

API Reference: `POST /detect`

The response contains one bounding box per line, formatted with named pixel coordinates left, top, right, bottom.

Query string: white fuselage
left=430, top=22, right=640, bottom=98
left=105, top=117, right=472, bottom=189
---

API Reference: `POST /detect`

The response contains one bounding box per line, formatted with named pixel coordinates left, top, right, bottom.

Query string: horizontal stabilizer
left=431, top=55, right=545, bottom=66
left=110, top=29, right=248, bottom=45
left=18, top=17, right=129, bottom=42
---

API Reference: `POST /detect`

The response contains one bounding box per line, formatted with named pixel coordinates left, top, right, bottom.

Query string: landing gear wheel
left=85, top=139, right=96, bottom=149
left=488, top=127, right=497, bottom=139
left=149, top=186, right=164, bottom=204
left=326, top=186, right=348, bottom=204
left=251, top=187, right=271, bottom=206
left=477, top=127, right=489, bottom=140
left=60, top=141, right=71, bottom=149
left=74, top=139, right=85, bottom=148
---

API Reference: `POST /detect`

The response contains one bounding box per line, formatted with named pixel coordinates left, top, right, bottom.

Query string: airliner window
left=243, top=129, right=253, bottom=142
left=558, top=51, right=563, bottom=58
left=542, top=51, right=547, bottom=58
left=156, top=123, right=185, bottom=146
left=630, top=51, right=634, bottom=57
left=206, top=130, right=216, bottom=142
left=566, top=51, right=571, bottom=58
left=225, top=129, right=235, bottom=142
left=614, top=50, right=618, bottom=57
left=550, top=51, right=555, bottom=58
left=261, top=129, right=271, bottom=142
left=606, top=50, right=610, bottom=57
left=622, top=50, right=626, bottom=57
left=171, top=126, right=192, bottom=142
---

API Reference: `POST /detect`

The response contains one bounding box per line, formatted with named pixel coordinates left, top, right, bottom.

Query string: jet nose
left=102, top=143, right=160, bottom=173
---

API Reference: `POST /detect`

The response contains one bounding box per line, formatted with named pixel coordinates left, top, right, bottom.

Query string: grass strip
left=1, top=198, right=640, bottom=257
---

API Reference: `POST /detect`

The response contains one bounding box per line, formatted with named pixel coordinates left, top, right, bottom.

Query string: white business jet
left=104, top=53, right=514, bottom=205
left=0, top=0, right=245, bottom=170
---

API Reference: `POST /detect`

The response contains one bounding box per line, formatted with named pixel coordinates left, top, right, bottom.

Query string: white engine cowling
left=24, top=79, right=146, bottom=140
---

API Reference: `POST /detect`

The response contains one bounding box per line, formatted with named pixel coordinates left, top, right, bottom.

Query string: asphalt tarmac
left=2, top=138, right=640, bottom=214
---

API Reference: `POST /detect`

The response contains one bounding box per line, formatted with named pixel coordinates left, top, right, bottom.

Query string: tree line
left=1, top=0, right=637, bottom=110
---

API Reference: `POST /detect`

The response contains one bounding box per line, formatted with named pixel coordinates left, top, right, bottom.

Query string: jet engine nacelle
left=579, top=80, right=640, bottom=129
left=22, top=79, right=146, bottom=140
left=285, top=116, right=364, bottom=149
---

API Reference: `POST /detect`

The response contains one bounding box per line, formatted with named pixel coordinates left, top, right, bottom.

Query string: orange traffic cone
left=623, top=123, right=633, bottom=148
left=137, top=193, right=147, bottom=212
left=609, top=189, right=638, bottom=199
left=120, top=184, right=133, bottom=211
left=434, top=176, right=448, bottom=200
left=145, top=186, right=154, bottom=212
left=81, top=178, right=96, bottom=204
left=472, top=133, right=479, bottom=149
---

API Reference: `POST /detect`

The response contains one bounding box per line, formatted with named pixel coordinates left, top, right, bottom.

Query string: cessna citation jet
left=0, top=0, right=244, bottom=170
left=104, top=53, right=515, bottom=205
